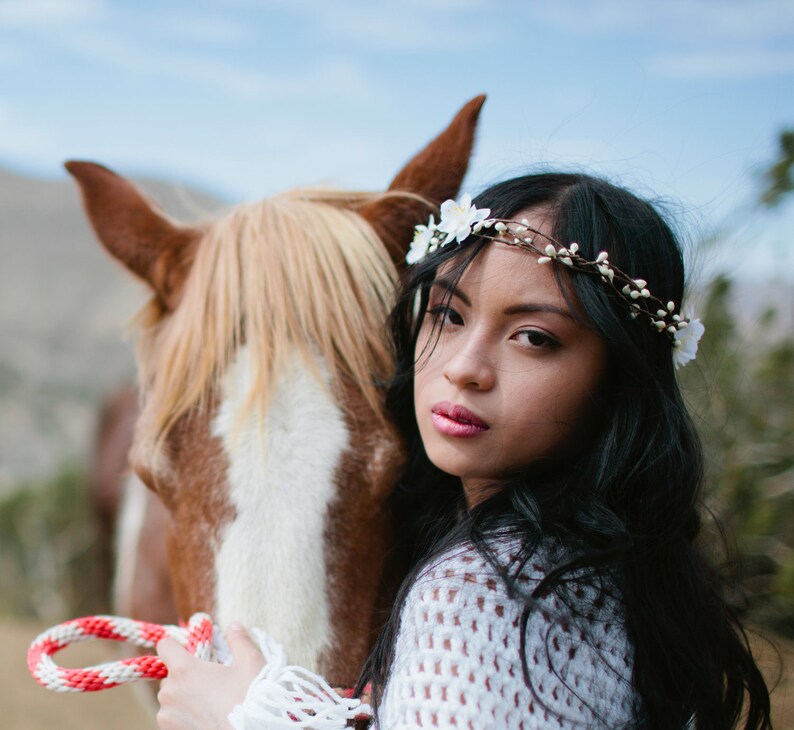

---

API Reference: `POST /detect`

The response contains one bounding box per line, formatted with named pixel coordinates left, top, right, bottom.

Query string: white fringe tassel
left=228, top=629, right=371, bottom=729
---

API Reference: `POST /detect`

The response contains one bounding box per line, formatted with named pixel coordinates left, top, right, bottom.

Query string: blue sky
left=1, top=0, right=792, bottom=279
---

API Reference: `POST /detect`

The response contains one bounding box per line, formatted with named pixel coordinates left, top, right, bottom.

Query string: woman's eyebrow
left=432, top=277, right=574, bottom=320
left=503, top=303, right=574, bottom=320
left=431, top=277, right=470, bottom=305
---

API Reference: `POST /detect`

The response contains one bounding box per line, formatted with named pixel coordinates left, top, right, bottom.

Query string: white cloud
left=288, top=57, right=388, bottom=101
left=0, top=100, right=56, bottom=160
left=520, top=1, right=794, bottom=80
left=62, top=31, right=269, bottom=97
left=650, top=48, right=794, bottom=79
left=193, top=54, right=385, bottom=102
left=683, top=0, right=794, bottom=42
left=524, top=0, right=794, bottom=42
left=0, top=0, right=106, bottom=28
left=58, top=30, right=386, bottom=102
left=0, top=42, right=23, bottom=65
left=158, top=14, right=254, bottom=46
left=526, top=1, right=646, bottom=34
left=171, top=126, right=390, bottom=198
left=237, top=0, right=490, bottom=50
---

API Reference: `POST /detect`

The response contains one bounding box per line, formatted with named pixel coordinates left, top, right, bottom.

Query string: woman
left=157, top=173, right=771, bottom=729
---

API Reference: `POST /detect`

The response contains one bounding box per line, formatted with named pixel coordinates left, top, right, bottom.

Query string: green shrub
left=681, top=275, right=794, bottom=636
left=0, top=465, right=108, bottom=623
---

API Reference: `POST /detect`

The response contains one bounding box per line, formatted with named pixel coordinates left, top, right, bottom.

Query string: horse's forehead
left=211, top=345, right=347, bottom=462
left=145, top=345, right=347, bottom=496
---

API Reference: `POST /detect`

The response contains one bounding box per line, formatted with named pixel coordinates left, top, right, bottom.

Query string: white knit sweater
left=375, top=539, right=637, bottom=729
left=231, top=539, right=638, bottom=729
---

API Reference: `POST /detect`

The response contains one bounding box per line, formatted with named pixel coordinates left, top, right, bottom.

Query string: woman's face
left=413, top=209, right=608, bottom=507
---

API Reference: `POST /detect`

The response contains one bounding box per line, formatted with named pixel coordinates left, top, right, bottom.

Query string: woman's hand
left=156, top=622, right=265, bottom=730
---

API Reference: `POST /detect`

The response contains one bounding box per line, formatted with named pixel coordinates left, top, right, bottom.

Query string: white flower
left=672, top=316, right=705, bottom=369
left=436, top=194, right=491, bottom=245
left=406, top=215, right=437, bottom=264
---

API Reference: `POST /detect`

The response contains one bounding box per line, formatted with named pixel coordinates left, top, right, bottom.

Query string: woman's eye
left=514, top=329, right=558, bottom=349
left=428, top=305, right=463, bottom=327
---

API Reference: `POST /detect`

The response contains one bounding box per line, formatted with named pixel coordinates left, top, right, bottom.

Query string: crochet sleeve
left=375, top=544, right=637, bottom=729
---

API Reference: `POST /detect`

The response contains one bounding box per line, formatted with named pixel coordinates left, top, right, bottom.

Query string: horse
left=68, top=95, right=484, bottom=687
left=87, top=385, right=177, bottom=625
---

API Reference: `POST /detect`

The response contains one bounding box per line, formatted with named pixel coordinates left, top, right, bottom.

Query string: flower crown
left=407, top=194, right=705, bottom=369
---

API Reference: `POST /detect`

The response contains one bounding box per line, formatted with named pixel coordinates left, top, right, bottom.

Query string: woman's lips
left=431, top=401, right=490, bottom=438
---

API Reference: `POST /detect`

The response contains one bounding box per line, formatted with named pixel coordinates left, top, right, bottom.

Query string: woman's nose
left=442, top=337, right=495, bottom=391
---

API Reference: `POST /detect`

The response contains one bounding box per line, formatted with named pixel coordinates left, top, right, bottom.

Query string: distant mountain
left=0, top=165, right=224, bottom=490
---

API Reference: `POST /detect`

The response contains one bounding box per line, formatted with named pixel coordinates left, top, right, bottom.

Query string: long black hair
left=360, top=173, right=771, bottom=729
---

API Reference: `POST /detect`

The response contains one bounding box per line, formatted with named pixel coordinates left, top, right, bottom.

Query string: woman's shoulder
left=383, top=535, right=638, bottom=727
left=413, top=534, right=574, bottom=593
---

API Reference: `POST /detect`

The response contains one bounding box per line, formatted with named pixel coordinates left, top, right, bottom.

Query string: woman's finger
left=156, top=637, right=191, bottom=669
left=225, top=622, right=264, bottom=672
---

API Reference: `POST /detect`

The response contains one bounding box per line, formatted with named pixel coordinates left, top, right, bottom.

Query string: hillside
left=0, top=165, right=223, bottom=491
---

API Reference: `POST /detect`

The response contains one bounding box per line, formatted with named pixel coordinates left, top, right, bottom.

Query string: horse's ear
left=65, top=160, right=201, bottom=310
left=359, top=94, right=486, bottom=266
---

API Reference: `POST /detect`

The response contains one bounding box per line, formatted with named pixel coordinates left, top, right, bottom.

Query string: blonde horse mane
left=133, top=188, right=402, bottom=453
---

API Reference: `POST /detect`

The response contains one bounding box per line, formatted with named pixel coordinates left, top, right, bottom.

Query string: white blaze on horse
left=68, top=96, right=484, bottom=687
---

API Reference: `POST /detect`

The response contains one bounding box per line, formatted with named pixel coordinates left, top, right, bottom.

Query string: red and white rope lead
left=28, top=614, right=373, bottom=726
left=27, top=613, right=214, bottom=692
